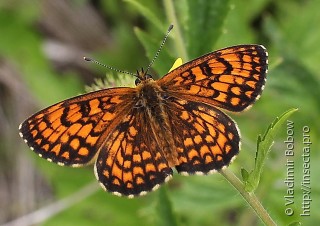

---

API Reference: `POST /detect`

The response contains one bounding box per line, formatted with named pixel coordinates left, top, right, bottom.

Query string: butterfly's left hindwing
left=95, top=107, right=173, bottom=197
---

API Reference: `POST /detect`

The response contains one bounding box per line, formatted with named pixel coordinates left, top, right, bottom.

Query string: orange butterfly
left=19, top=26, right=268, bottom=198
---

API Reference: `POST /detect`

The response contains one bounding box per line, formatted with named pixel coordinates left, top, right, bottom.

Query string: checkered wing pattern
left=158, top=45, right=268, bottom=111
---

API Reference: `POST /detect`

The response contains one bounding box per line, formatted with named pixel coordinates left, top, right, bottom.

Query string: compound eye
left=135, top=78, right=141, bottom=86
left=162, top=93, right=173, bottom=100
left=145, top=74, right=153, bottom=79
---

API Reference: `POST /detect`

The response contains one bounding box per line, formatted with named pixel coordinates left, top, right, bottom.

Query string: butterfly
left=19, top=28, right=268, bottom=198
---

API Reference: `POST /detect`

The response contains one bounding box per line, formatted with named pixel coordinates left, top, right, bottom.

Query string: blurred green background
left=0, top=0, right=319, bottom=225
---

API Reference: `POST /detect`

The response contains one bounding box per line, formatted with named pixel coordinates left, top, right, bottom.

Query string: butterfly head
left=135, top=68, right=153, bottom=86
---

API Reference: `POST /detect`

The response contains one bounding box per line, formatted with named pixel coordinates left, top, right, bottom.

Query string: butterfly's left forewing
left=157, top=45, right=268, bottom=112
left=19, top=87, right=136, bottom=166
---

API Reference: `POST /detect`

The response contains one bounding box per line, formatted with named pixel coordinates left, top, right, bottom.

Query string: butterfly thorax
left=135, top=79, right=179, bottom=166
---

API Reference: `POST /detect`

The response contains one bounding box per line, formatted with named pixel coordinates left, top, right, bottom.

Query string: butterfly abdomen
left=136, top=80, right=179, bottom=166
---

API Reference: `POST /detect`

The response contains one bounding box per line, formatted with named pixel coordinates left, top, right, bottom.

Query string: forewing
left=158, top=45, right=268, bottom=111
left=95, top=107, right=173, bottom=197
left=19, top=87, right=136, bottom=166
left=165, top=97, right=240, bottom=174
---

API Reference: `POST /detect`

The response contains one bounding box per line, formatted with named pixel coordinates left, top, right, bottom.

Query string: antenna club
left=145, top=24, right=173, bottom=74
left=83, top=57, right=92, bottom=62
left=83, top=56, right=137, bottom=77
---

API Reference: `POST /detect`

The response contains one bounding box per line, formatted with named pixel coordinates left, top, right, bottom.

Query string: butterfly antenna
left=83, top=57, right=137, bottom=77
left=145, top=24, right=174, bottom=74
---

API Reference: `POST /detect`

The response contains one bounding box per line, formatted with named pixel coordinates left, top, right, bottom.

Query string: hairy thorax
left=135, top=79, right=178, bottom=166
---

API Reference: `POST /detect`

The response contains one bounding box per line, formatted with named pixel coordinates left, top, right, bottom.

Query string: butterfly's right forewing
left=158, top=45, right=268, bottom=112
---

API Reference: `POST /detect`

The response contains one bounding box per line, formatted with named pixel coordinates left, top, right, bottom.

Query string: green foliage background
left=0, top=0, right=319, bottom=225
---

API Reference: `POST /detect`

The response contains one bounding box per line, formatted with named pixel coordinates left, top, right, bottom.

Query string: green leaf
left=155, top=186, right=178, bottom=226
left=244, top=108, right=298, bottom=192
left=288, top=222, right=302, bottom=226
left=240, top=168, right=249, bottom=182
left=124, top=0, right=165, bottom=32
left=185, top=0, right=230, bottom=58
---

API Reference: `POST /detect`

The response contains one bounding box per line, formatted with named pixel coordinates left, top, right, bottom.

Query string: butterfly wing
left=163, top=97, right=240, bottom=174
left=94, top=107, right=173, bottom=197
left=19, top=87, right=136, bottom=166
left=157, top=45, right=268, bottom=111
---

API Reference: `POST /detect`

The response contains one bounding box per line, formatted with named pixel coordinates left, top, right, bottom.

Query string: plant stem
left=2, top=182, right=99, bottom=226
left=163, top=0, right=189, bottom=61
left=220, top=169, right=277, bottom=226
